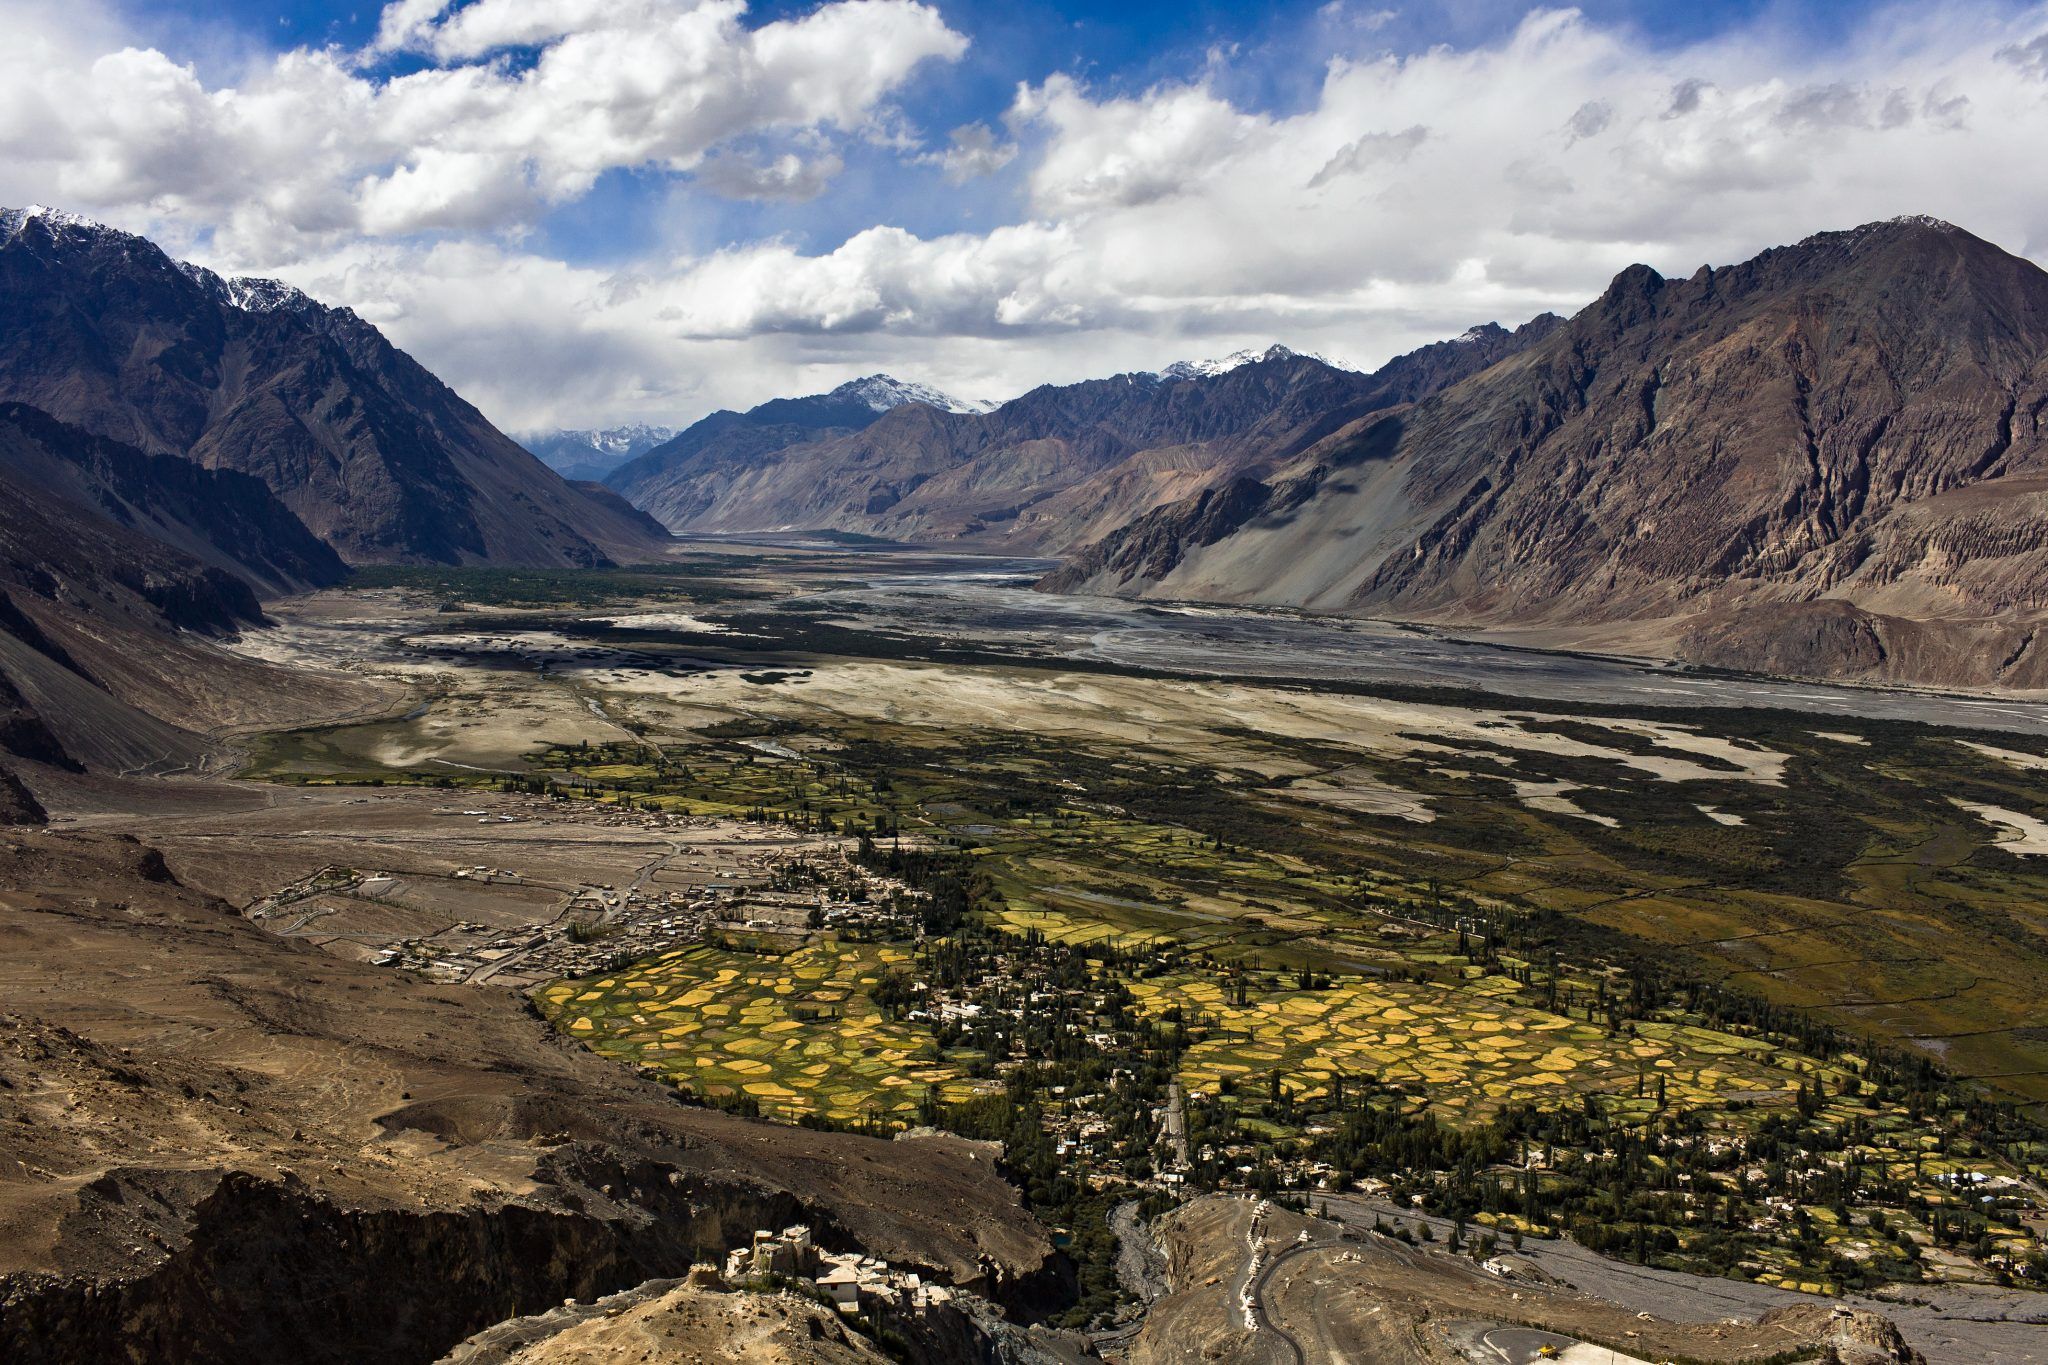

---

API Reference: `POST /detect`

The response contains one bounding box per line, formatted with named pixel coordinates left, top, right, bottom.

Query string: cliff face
left=0, top=208, right=667, bottom=569
left=1051, top=218, right=2048, bottom=688
left=611, top=326, right=1559, bottom=554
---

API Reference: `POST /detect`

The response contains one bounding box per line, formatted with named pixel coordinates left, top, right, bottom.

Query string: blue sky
left=114, top=0, right=1903, bottom=268
left=10, top=0, right=2047, bottom=428
left=108, top=0, right=1933, bottom=270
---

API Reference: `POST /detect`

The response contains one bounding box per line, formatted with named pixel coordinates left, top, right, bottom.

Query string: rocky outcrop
left=1052, top=218, right=2048, bottom=688
left=1041, top=476, right=1281, bottom=590
left=0, top=647, right=79, bottom=772
left=0, top=1165, right=878, bottom=1365
left=437, top=1278, right=895, bottom=1365
left=0, top=207, right=667, bottom=569
left=0, top=764, right=42, bottom=824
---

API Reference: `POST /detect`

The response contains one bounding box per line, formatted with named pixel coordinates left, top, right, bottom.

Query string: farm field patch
left=535, top=939, right=980, bottom=1124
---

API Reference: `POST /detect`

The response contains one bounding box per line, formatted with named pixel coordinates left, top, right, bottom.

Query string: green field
left=535, top=939, right=984, bottom=1123
left=1127, top=972, right=1794, bottom=1122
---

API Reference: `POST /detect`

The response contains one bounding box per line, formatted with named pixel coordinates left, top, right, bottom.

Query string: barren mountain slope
left=0, top=402, right=344, bottom=597
left=0, top=420, right=385, bottom=783
left=0, top=208, right=667, bottom=568
left=0, top=825, right=1052, bottom=1365
left=613, top=325, right=1557, bottom=553
left=1050, top=218, right=2048, bottom=687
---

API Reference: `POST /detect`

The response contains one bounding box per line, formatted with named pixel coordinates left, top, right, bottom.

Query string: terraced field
left=1127, top=974, right=1797, bottom=1124
left=535, top=940, right=982, bottom=1123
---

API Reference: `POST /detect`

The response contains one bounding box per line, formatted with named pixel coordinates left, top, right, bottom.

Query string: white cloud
left=1014, top=74, right=1261, bottom=214
left=0, top=0, right=965, bottom=252
left=544, top=0, right=2048, bottom=417
left=926, top=123, right=1018, bottom=184
left=695, top=151, right=846, bottom=202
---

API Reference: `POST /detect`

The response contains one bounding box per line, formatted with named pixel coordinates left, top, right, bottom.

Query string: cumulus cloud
left=0, top=0, right=966, bottom=253
left=1014, top=75, right=1261, bottom=213
left=695, top=151, right=846, bottom=203
left=926, top=123, right=1018, bottom=184
left=7, top=0, right=2048, bottom=433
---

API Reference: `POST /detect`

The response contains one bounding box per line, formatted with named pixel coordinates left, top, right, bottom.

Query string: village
left=238, top=796, right=912, bottom=991
left=230, top=787, right=2048, bottom=1304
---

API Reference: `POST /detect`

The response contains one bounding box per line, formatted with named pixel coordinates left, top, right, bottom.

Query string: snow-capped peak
left=0, top=208, right=331, bottom=319
left=827, top=374, right=993, bottom=414
left=0, top=204, right=107, bottom=243
left=170, top=260, right=320, bottom=315
left=1156, top=343, right=1338, bottom=381
left=547, top=424, right=678, bottom=457
left=223, top=276, right=318, bottom=314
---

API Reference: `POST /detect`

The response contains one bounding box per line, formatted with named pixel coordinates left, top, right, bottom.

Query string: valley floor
left=8, top=543, right=2048, bottom=1362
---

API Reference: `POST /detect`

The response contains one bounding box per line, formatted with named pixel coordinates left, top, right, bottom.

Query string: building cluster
left=244, top=805, right=906, bottom=990
left=720, top=1225, right=954, bottom=1316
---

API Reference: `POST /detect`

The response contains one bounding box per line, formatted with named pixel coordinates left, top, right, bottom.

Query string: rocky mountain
left=0, top=206, right=667, bottom=568
left=605, top=375, right=992, bottom=528
left=1157, top=342, right=1340, bottom=380
left=0, top=402, right=344, bottom=597
left=0, top=400, right=385, bottom=798
left=518, top=424, right=678, bottom=482
left=1046, top=217, right=2048, bottom=689
left=611, top=325, right=1556, bottom=551
left=829, top=374, right=994, bottom=415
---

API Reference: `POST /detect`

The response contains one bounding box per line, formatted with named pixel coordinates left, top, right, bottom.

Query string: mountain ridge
left=0, top=207, right=668, bottom=569
left=519, top=424, right=680, bottom=481
left=1044, top=216, right=2048, bottom=688
left=609, top=318, right=1561, bottom=552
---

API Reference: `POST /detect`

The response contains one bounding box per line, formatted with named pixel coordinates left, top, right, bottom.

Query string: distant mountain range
left=1049, top=217, right=2048, bottom=689
left=606, top=327, right=1553, bottom=551
left=594, top=215, right=2048, bottom=688
left=605, top=374, right=997, bottom=530
left=3, top=201, right=2043, bottom=738
left=518, top=424, right=679, bottom=482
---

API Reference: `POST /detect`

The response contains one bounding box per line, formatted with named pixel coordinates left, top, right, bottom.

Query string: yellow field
left=536, top=939, right=984, bottom=1123
left=1130, top=973, right=1801, bottom=1122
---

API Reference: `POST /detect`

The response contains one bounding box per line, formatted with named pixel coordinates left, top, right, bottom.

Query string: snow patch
left=827, top=374, right=992, bottom=414
left=524, top=424, right=679, bottom=458
left=0, top=204, right=105, bottom=242
left=1156, top=343, right=1347, bottom=381
left=222, top=276, right=318, bottom=313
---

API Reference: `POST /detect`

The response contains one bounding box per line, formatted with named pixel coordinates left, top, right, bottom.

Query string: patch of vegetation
left=536, top=939, right=981, bottom=1126
left=349, top=562, right=774, bottom=607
